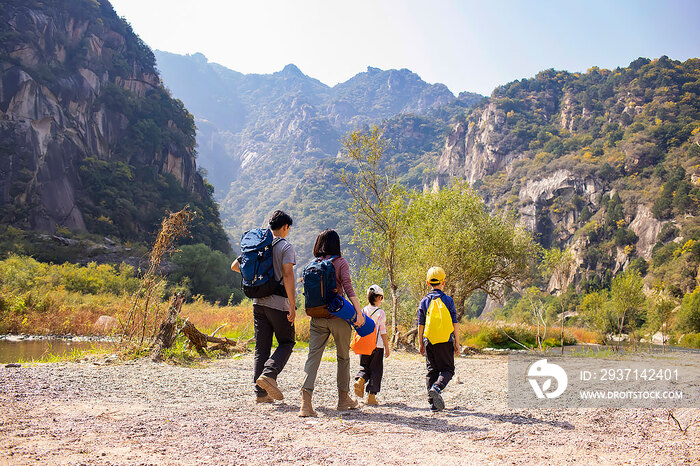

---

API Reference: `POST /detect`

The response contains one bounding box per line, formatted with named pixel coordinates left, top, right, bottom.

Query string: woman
left=299, top=229, right=365, bottom=417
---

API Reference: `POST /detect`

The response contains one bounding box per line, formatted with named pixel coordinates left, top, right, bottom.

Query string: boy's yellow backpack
left=424, top=297, right=454, bottom=344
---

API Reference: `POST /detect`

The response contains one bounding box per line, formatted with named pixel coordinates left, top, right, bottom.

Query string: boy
left=417, top=266, right=460, bottom=412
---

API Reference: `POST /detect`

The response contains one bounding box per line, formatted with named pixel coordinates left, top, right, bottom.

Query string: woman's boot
left=337, top=389, right=359, bottom=410
left=299, top=389, right=318, bottom=417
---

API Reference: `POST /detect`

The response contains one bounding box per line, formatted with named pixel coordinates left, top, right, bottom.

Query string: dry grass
left=567, top=326, right=598, bottom=344
left=121, top=206, right=194, bottom=347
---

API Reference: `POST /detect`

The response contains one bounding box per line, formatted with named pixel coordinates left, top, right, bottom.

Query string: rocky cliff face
left=0, top=0, right=213, bottom=241
left=433, top=59, right=700, bottom=294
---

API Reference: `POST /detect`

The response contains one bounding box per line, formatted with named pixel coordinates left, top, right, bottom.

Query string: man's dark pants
left=425, top=339, right=455, bottom=398
left=253, top=304, right=296, bottom=396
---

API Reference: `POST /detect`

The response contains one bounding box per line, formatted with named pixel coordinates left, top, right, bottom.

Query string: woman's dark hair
left=269, top=210, right=293, bottom=230
left=313, top=229, right=342, bottom=257
left=367, top=290, right=383, bottom=306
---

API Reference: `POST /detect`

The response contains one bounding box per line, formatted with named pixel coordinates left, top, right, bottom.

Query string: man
left=231, top=210, right=296, bottom=403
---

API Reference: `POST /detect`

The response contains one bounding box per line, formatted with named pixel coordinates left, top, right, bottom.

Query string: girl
left=299, top=229, right=365, bottom=417
left=354, top=285, right=390, bottom=405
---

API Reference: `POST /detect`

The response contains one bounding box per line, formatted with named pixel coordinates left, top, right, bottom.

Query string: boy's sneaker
left=354, top=377, right=366, bottom=398
left=428, top=385, right=445, bottom=411
left=256, top=375, right=283, bottom=400
left=256, top=394, right=274, bottom=403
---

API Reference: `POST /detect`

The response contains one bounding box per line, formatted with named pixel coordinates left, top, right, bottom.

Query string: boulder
left=93, top=315, right=118, bottom=334
left=651, top=331, right=669, bottom=345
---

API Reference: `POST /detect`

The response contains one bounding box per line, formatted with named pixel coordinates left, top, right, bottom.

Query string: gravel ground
left=1, top=349, right=698, bottom=465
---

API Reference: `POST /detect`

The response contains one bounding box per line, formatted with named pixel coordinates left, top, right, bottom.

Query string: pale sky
left=110, top=0, right=700, bottom=96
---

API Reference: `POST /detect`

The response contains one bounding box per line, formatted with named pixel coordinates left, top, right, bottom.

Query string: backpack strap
left=269, top=237, right=288, bottom=298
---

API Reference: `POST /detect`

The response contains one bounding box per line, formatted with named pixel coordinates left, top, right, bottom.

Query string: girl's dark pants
left=425, top=339, right=455, bottom=394
left=356, top=347, right=384, bottom=394
left=253, top=304, right=296, bottom=396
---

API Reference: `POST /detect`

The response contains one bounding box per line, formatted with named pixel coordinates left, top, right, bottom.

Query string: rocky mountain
left=155, top=49, right=698, bottom=302
left=0, top=0, right=230, bottom=254
left=154, top=51, right=470, bottom=261
left=433, top=57, right=700, bottom=298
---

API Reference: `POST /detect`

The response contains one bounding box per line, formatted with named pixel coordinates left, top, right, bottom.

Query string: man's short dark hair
left=269, top=210, right=293, bottom=230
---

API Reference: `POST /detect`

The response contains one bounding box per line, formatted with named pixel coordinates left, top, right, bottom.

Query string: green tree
left=675, top=287, right=700, bottom=333
left=340, top=126, right=407, bottom=342
left=647, top=289, right=676, bottom=352
left=578, top=290, right=614, bottom=344
left=170, top=243, right=241, bottom=304
left=399, top=182, right=534, bottom=321
left=542, top=247, right=576, bottom=353
left=610, top=269, right=645, bottom=350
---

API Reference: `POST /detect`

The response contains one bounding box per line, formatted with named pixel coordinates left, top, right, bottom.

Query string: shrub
left=675, top=288, right=700, bottom=333
left=461, top=321, right=577, bottom=349
left=680, top=333, right=700, bottom=349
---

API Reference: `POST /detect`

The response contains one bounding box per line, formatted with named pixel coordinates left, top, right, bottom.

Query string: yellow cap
left=426, top=266, right=446, bottom=285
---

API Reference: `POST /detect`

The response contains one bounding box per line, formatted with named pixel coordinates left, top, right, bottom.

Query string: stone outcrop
left=0, top=1, right=207, bottom=234
left=518, top=169, right=602, bottom=242
left=628, top=205, right=664, bottom=260
left=436, top=102, right=516, bottom=185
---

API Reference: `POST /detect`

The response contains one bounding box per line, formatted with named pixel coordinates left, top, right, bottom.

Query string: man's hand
left=287, top=307, right=296, bottom=324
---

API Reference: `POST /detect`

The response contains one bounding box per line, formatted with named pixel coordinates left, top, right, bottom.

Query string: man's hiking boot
left=256, top=394, right=274, bottom=403
left=298, top=389, right=318, bottom=417
left=337, top=389, right=359, bottom=410
left=354, top=377, right=366, bottom=398
left=256, top=375, right=283, bottom=400
left=428, top=385, right=444, bottom=411
left=366, top=393, right=378, bottom=406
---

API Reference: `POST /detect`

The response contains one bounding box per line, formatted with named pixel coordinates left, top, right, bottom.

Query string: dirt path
left=1, top=350, right=697, bottom=465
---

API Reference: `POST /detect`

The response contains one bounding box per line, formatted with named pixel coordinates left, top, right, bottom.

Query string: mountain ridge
left=154, top=50, right=466, bottom=261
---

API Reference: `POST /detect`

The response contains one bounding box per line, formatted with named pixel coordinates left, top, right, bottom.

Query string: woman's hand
left=349, top=296, right=365, bottom=326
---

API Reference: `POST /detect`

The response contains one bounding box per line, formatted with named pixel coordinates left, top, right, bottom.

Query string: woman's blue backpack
left=302, top=256, right=338, bottom=317
left=239, top=228, right=286, bottom=298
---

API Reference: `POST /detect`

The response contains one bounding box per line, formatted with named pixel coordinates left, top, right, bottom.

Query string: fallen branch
left=668, top=410, right=698, bottom=435
left=393, top=328, right=419, bottom=352
left=211, top=323, right=228, bottom=337
left=181, top=321, right=251, bottom=355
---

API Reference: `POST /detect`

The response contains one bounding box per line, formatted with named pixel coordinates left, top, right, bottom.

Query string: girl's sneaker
left=366, top=393, right=378, bottom=406
left=428, top=385, right=444, bottom=411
